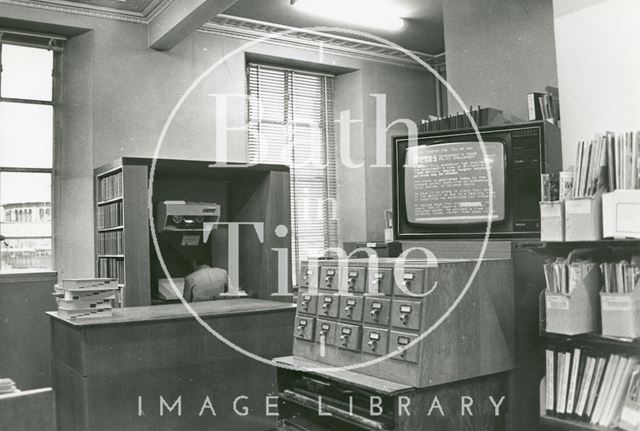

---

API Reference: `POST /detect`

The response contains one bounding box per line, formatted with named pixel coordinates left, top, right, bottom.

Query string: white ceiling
left=222, top=0, right=445, bottom=54
left=3, top=0, right=444, bottom=54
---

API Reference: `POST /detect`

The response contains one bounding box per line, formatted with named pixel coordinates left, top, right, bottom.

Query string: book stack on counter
left=53, top=278, right=118, bottom=320
left=545, top=347, right=640, bottom=430
left=0, top=378, right=19, bottom=395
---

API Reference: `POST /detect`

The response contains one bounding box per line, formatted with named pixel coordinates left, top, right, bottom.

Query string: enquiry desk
left=48, top=299, right=296, bottom=431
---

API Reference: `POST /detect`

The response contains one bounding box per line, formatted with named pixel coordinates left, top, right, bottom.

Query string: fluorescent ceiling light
left=293, top=0, right=406, bottom=32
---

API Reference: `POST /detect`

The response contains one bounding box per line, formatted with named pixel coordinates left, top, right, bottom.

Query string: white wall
left=553, top=0, right=640, bottom=168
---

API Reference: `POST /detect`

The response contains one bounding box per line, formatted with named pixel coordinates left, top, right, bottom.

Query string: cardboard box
left=545, top=263, right=601, bottom=335
left=602, top=190, right=640, bottom=239
left=600, top=291, right=640, bottom=339
left=565, top=195, right=603, bottom=241
left=540, top=201, right=565, bottom=241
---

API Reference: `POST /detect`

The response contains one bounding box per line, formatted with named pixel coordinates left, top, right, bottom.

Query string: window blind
left=0, top=28, right=65, bottom=51
left=247, top=63, right=338, bottom=280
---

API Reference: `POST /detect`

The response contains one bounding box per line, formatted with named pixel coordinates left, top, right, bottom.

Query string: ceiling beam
left=148, top=0, right=239, bottom=51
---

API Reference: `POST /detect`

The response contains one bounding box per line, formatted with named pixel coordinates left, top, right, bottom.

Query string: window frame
left=246, top=62, right=339, bottom=281
left=0, top=37, right=62, bottom=277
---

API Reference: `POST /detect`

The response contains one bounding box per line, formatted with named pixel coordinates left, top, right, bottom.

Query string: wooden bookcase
left=533, top=240, right=640, bottom=430
left=94, top=158, right=291, bottom=307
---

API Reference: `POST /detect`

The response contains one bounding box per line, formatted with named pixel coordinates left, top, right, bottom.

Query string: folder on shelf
left=564, top=195, right=603, bottom=241
left=603, top=190, right=640, bottom=239
left=601, top=288, right=640, bottom=339
left=540, top=201, right=565, bottom=241
left=545, top=262, right=601, bottom=335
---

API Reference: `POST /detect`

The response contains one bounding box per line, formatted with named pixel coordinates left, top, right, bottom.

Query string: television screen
left=404, top=141, right=506, bottom=225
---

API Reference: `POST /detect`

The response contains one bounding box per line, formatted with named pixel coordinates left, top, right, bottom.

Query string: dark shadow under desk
left=48, top=298, right=296, bottom=431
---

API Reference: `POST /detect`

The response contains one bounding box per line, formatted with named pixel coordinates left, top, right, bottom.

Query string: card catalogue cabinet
left=293, top=257, right=516, bottom=388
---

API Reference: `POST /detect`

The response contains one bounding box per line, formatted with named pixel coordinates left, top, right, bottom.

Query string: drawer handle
left=339, top=334, right=349, bottom=345
left=396, top=346, right=406, bottom=357
left=369, top=309, right=380, bottom=320
left=367, top=340, right=377, bottom=351
left=399, top=312, right=410, bottom=324
left=347, top=276, right=357, bottom=289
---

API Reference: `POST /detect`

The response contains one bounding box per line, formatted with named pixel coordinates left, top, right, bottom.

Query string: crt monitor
left=403, top=141, right=506, bottom=225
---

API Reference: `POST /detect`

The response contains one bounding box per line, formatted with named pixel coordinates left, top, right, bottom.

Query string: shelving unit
left=540, top=332, right=640, bottom=352
left=94, top=167, right=126, bottom=306
left=524, top=239, right=640, bottom=257
left=535, top=240, right=640, bottom=430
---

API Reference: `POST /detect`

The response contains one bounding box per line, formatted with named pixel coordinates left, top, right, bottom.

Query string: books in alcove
left=98, top=171, right=123, bottom=202
left=419, top=107, right=504, bottom=132
left=97, top=201, right=123, bottom=229
left=53, top=279, right=118, bottom=320
left=571, top=131, right=640, bottom=198
left=97, top=230, right=124, bottom=255
left=545, top=346, right=640, bottom=429
left=97, top=257, right=124, bottom=284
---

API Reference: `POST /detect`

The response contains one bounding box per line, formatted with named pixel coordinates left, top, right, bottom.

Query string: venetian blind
left=247, top=63, right=338, bottom=280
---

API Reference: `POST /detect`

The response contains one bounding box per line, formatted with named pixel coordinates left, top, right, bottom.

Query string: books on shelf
left=528, top=90, right=559, bottom=123
left=54, top=278, right=118, bottom=320
left=98, top=171, right=123, bottom=202
left=601, top=258, right=640, bottom=294
left=545, top=347, right=640, bottom=428
left=97, top=201, right=123, bottom=229
left=619, top=366, right=640, bottom=431
left=570, top=130, right=640, bottom=198
left=419, top=106, right=504, bottom=132
left=97, top=230, right=124, bottom=255
left=97, top=258, right=125, bottom=284
left=543, top=258, right=598, bottom=295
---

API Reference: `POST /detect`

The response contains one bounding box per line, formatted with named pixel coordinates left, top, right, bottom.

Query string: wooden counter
left=49, top=298, right=296, bottom=431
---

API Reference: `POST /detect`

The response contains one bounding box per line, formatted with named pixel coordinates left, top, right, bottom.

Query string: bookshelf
left=95, top=168, right=125, bottom=306
left=94, top=161, right=152, bottom=307
left=93, top=158, right=291, bottom=307
left=536, top=240, right=640, bottom=431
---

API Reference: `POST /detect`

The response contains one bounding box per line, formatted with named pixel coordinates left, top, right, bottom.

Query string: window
left=247, top=63, right=338, bottom=280
left=0, top=41, right=58, bottom=273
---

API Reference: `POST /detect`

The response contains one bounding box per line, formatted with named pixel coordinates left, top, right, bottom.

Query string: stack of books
left=53, top=278, right=118, bottom=320
left=0, top=378, right=19, bottom=395
left=545, top=348, right=640, bottom=429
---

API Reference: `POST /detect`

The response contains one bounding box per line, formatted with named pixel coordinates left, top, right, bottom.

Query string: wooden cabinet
left=275, top=356, right=509, bottom=431
left=0, top=388, right=56, bottom=431
left=94, top=158, right=291, bottom=306
left=49, top=299, right=296, bottom=431
left=293, top=257, right=515, bottom=388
